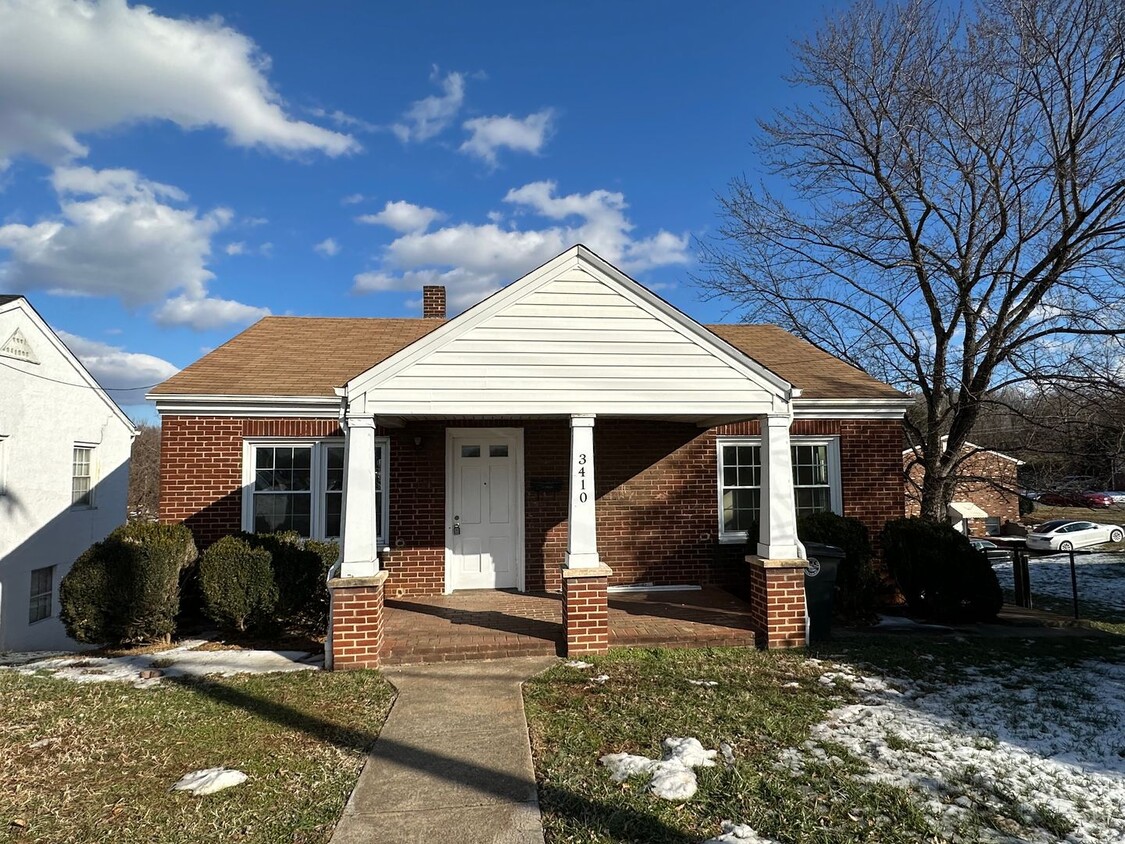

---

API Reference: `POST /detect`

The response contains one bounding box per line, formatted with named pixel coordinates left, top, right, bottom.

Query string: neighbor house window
left=243, top=439, right=388, bottom=544
left=71, top=446, right=93, bottom=506
left=717, top=437, right=842, bottom=542
left=29, top=566, right=54, bottom=624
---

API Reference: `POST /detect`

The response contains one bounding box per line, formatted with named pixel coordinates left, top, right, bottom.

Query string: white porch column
left=565, top=414, right=600, bottom=567
left=757, top=413, right=802, bottom=560
left=340, top=415, right=379, bottom=577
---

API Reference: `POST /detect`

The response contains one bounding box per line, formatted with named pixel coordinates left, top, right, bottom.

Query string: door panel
left=450, top=433, right=519, bottom=590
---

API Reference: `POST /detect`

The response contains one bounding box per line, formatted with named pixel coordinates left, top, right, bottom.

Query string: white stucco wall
left=0, top=300, right=135, bottom=651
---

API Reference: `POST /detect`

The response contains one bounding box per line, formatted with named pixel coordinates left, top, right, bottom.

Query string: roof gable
left=0, top=296, right=136, bottom=434
left=344, top=246, right=794, bottom=418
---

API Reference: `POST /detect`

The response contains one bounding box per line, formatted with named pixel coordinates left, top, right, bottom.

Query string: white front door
left=449, top=430, right=521, bottom=590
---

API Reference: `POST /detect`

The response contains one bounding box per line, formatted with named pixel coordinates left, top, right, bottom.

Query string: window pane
left=72, top=447, right=92, bottom=506
left=254, top=492, right=312, bottom=536
left=324, top=493, right=342, bottom=539
left=722, top=487, right=760, bottom=532
left=461, top=445, right=480, bottom=458
left=29, top=566, right=53, bottom=624
left=795, top=487, right=831, bottom=516
left=489, top=444, right=509, bottom=457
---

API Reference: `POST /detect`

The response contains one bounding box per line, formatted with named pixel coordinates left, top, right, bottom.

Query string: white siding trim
left=346, top=246, right=795, bottom=413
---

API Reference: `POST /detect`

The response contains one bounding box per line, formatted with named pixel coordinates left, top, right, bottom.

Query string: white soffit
left=345, top=245, right=794, bottom=417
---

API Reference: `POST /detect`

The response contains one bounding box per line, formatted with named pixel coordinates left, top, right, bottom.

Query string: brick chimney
left=422, top=285, right=446, bottom=319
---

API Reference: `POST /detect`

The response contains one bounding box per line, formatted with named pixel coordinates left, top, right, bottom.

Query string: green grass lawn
left=0, top=669, right=393, bottom=844
left=524, top=636, right=1125, bottom=844
left=524, top=647, right=933, bottom=843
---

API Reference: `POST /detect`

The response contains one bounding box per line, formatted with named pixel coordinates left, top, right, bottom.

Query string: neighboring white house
left=0, top=296, right=137, bottom=651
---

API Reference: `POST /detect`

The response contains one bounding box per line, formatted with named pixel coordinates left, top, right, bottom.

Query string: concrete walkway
left=330, top=656, right=556, bottom=844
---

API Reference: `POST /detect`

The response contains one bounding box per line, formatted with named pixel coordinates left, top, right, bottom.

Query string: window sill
left=718, top=534, right=749, bottom=545
left=70, top=505, right=98, bottom=512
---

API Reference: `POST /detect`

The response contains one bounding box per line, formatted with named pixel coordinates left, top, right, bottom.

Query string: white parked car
left=1025, top=519, right=1124, bottom=552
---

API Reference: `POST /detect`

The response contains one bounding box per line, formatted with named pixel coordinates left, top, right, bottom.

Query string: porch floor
left=382, top=587, right=757, bottom=665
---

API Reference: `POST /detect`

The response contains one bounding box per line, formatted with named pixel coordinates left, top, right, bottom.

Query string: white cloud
left=357, top=200, right=445, bottom=234
left=460, top=110, right=554, bottom=165
left=0, top=0, right=358, bottom=166
left=225, top=241, right=246, bottom=256
left=243, top=216, right=269, bottom=227
left=56, top=329, right=179, bottom=406
left=341, top=193, right=366, bottom=206
left=392, top=69, right=465, bottom=143
left=0, top=166, right=228, bottom=304
left=314, top=237, right=340, bottom=256
left=0, top=165, right=268, bottom=329
left=153, top=294, right=269, bottom=331
left=354, top=180, right=690, bottom=310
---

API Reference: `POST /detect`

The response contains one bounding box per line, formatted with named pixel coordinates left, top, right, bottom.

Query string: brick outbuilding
left=150, top=245, right=910, bottom=666
left=904, top=439, right=1024, bottom=535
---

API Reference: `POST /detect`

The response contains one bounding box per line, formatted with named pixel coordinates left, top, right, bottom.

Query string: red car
left=1038, top=490, right=1114, bottom=508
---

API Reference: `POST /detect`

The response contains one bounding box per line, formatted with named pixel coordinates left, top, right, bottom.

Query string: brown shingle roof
left=706, top=324, right=904, bottom=400
left=150, top=317, right=445, bottom=396
left=151, top=316, right=903, bottom=401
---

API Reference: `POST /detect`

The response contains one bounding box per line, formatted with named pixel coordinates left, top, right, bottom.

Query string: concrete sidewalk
left=330, top=656, right=556, bottom=844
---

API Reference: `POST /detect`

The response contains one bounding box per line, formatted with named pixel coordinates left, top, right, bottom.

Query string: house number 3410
left=576, top=453, right=588, bottom=502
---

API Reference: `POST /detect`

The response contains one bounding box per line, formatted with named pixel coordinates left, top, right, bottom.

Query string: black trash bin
left=803, top=541, right=846, bottom=643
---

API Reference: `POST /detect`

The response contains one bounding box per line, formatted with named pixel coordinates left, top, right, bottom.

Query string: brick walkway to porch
left=382, top=587, right=756, bottom=665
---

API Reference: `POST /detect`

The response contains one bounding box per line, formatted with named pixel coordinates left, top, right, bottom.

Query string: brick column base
left=746, top=556, right=807, bottom=649
left=327, top=571, right=389, bottom=670
left=561, top=565, right=613, bottom=656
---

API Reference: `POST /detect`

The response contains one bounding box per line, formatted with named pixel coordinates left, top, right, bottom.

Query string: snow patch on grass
left=170, top=767, right=248, bottom=796
left=994, top=552, right=1125, bottom=615
left=601, top=736, right=719, bottom=800
left=786, top=657, right=1125, bottom=842
left=703, top=820, right=781, bottom=843
left=2, top=641, right=320, bottom=687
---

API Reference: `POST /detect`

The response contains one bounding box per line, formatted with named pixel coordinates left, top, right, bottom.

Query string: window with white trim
left=243, top=438, right=388, bottom=543
left=71, top=446, right=94, bottom=507
left=717, top=436, right=842, bottom=542
left=29, top=565, right=54, bottom=624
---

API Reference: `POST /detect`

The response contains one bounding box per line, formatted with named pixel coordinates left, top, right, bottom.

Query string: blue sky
left=0, top=0, right=840, bottom=420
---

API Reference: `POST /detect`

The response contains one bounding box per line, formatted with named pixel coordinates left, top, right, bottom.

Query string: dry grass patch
left=1, top=669, right=392, bottom=844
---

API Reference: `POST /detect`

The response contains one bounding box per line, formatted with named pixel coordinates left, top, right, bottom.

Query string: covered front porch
left=381, top=587, right=756, bottom=665
left=326, top=247, right=812, bottom=668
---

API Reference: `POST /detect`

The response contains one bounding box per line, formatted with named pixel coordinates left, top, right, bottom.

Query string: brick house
left=150, top=246, right=908, bottom=667
left=904, top=438, right=1024, bottom=535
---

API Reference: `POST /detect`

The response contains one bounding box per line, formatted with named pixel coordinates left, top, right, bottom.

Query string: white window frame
left=29, top=565, right=54, bottom=625
left=71, top=443, right=97, bottom=508
left=0, top=434, right=8, bottom=497
left=716, top=435, right=843, bottom=544
left=241, top=437, right=389, bottom=544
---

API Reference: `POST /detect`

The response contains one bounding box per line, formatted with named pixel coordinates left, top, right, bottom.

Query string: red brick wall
left=160, top=415, right=904, bottom=597
left=905, top=447, right=1020, bottom=529
left=159, top=416, right=342, bottom=546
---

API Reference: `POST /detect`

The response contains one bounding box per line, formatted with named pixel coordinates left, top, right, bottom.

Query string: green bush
left=198, top=536, right=278, bottom=632
left=240, top=532, right=337, bottom=629
left=881, top=518, right=1003, bottom=621
left=60, top=522, right=197, bottom=645
left=796, top=512, right=880, bottom=623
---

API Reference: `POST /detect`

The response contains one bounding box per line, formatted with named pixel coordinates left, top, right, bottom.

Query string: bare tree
left=699, top=0, right=1125, bottom=520
left=128, top=422, right=160, bottom=520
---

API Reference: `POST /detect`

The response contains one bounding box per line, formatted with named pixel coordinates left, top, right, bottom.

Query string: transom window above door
left=242, top=438, right=387, bottom=543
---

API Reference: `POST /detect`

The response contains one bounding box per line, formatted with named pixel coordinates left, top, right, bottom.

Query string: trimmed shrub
left=881, top=518, right=1003, bottom=621
left=796, top=512, right=880, bottom=623
left=240, top=532, right=338, bottom=629
left=198, top=536, right=278, bottom=632
left=60, top=522, right=197, bottom=645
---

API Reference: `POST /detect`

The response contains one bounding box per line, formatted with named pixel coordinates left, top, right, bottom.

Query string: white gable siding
left=351, top=266, right=785, bottom=417
left=0, top=301, right=134, bottom=651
